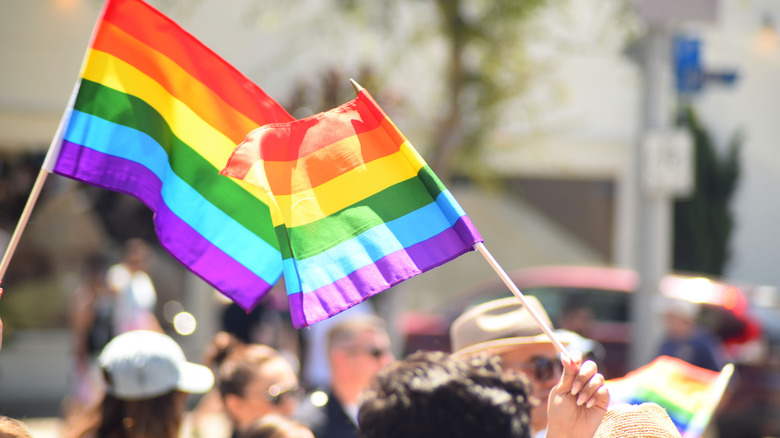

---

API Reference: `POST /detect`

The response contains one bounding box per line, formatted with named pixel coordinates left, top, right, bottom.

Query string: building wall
left=686, top=1, right=780, bottom=287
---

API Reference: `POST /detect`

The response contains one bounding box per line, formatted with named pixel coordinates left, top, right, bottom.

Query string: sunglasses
left=266, top=384, right=303, bottom=406
left=346, top=346, right=392, bottom=359
left=504, top=356, right=562, bottom=382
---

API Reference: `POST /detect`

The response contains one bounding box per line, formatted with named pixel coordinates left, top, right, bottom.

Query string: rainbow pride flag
left=49, top=0, right=294, bottom=311
left=607, top=356, right=734, bottom=438
left=221, top=88, right=483, bottom=327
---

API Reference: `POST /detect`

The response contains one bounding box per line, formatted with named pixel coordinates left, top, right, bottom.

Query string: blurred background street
left=2, top=0, right=780, bottom=436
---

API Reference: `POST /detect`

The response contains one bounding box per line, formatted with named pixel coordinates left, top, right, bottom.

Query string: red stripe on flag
left=102, top=0, right=293, bottom=127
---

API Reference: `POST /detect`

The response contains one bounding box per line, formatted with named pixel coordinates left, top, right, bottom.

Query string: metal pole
left=630, top=24, right=674, bottom=369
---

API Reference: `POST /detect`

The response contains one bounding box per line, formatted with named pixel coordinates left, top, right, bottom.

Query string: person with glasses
left=217, top=343, right=302, bottom=438
left=358, top=349, right=609, bottom=438
left=239, top=413, right=314, bottom=438
left=449, top=296, right=568, bottom=438
left=294, top=315, right=394, bottom=438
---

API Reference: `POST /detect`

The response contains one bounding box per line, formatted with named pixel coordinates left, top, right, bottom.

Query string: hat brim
left=176, top=362, right=215, bottom=395
left=453, top=333, right=566, bottom=357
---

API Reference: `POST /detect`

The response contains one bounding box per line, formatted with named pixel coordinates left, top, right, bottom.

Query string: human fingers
left=557, top=350, right=583, bottom=394
left=569, top=359, right=597, bottom=399
left=584, top=383, right=609, bottom=410
left=572, top=362, right=607, bottom=409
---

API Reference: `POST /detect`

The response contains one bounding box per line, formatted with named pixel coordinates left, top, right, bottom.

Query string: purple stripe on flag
left=53, top=140, right=272, bottom=310
left=288, top=224, right=476, bottom=327
left=155, top=202, right=272, bottom=311
left=452, top=215, right=482, bottom=246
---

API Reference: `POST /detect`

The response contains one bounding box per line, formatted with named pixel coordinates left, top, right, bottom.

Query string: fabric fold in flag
left=222, top=89, right=483, bottom=328
left=51, top=0, right=294, bottom=311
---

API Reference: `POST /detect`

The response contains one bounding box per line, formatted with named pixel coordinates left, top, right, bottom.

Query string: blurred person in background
left=358, top=349, right=609, bottom=438
left=64, top=330, right=214, bottom=438
left=555, top=296, right=605, bottom=366
left=217, top=343, right=301, bottom=438
left=294, top=315, right=394, bottom=438
left=656, top=297, right=724, bottom=372
left=239, top=414, right=314, bottom=438
left=300, top=303, right=375, bottom=390
left=67, top=253, right=114, bottom=416
left=221, top=283, right=301, bottom=375
left=107, top=238, right=161, bottom=334
left=450, top=296, right=566, bottom=438
left=186, top=331, right=246, bottom=437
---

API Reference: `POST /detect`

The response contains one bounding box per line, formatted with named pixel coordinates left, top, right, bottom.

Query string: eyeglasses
left=266, top=384, right=303, bottom=406
left=504, top=356, right=562, bottom=382
left=346, top=346, right=392, bottom=359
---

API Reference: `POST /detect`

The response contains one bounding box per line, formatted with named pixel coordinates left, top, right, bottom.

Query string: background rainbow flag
left=607, top=356, right=734, bottom=438
left=50, top=0, right=294, bottom=311
left=222, top=88, right=483, bottom=327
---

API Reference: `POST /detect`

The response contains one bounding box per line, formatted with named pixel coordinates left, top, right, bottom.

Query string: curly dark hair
left=358, top=350, right=534, bottom=438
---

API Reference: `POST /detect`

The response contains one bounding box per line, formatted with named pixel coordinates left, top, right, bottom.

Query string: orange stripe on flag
left=249, top=125, right=400, bottom=195
left=92, top=21, right=258, bottom=143
left=102, top=0, right=292, bottom=127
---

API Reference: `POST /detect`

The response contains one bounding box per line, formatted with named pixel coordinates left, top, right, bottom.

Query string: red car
left=398, top=265, right=778, bottom=436
left=398, top=265, right=763, bottom=379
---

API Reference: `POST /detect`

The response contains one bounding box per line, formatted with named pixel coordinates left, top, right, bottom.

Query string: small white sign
left=642, top=129, right=694, bottom=198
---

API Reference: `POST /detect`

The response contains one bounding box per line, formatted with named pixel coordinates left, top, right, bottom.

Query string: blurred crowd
left=0, top=239, right=736, bottom=438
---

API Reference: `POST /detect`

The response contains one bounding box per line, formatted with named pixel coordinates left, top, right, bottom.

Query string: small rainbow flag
left=50, top=0, right=294, bottom=311
left=607, top=356, right=734, bottom=438
left=221, top=88, right=483, bottom=327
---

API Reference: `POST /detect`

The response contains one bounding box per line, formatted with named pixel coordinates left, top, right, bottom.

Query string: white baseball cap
left=98, top=330, right=214, bottom=400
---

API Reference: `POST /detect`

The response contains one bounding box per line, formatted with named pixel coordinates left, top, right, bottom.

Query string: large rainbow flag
left=49, top=0, right=294, bottom=311
left=607, top=356, right=734, bottom=438
left=221, top=88, right=483, bottom=327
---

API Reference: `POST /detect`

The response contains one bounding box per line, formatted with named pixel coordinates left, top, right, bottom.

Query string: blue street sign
left=673, top=35, right=704, bottom=93
left=705, top=70, right=739, bottom=86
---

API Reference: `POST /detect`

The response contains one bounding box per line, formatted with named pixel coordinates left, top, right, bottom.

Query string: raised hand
left=545, top=350, right=609, bottom=438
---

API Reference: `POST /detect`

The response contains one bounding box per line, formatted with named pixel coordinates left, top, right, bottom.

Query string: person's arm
left=545, top=350, right=609, bottom=438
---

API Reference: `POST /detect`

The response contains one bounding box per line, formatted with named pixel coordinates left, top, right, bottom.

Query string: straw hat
left=594, top=403, right=681, bottom=438
left=450, top=296, right=562, bottom=356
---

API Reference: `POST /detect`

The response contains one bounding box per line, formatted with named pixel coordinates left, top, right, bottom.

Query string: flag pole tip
left=350, top=79, right=364, bottom=95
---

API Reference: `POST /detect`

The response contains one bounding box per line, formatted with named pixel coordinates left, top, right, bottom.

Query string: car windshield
left=460, top=286, right=630, bottom=326
left=522, top=287, right=630, bottom=325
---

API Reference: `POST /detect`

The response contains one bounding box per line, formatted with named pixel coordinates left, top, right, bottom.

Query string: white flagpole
left=0, top=0, right=108, bottom=284
left=348, top=78, right=568, bottom=358
left=0, top=82, right=80, bottom=281
left=682, top=363, right=735, bottom=438
left=475, top=242, right=570, bottom=357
